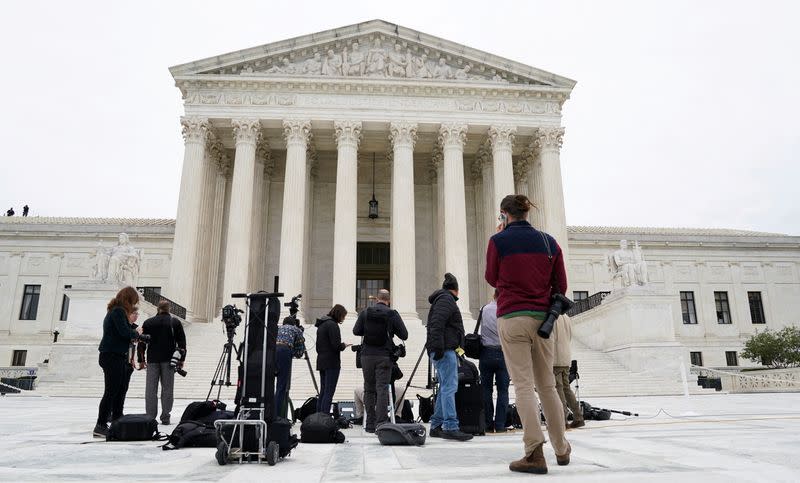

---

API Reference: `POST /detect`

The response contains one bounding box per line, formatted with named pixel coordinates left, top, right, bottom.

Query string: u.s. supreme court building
left=1, top=20, right=799, bottom=398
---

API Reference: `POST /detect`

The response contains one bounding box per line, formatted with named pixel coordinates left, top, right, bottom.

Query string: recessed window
left=690, top=351, right=703, bottom=366
left=573, top=291, right=589, bottom=301
left=748, top=292, right=766, bottom=324
left=59, top=285, right=72, bottom=321
left=680, top=291, right=698, bottom=324
left=714, top=292, right=732, bottom=324
left=11, top=350, right=27, bottom=366
left=725, top=351, right=738, bottom=367
left=19, top=284, right=41, bottom=320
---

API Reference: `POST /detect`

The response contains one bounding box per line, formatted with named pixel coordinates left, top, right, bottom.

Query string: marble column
left=389, top=121, right=418, bottom=319
left=302, top=146, right=317, bottom=320
left=513, top=155, right=531, bottom=198
left=488, top=125, right=516, bottom=209
left=189, top=134, right=219, bottom=321
left=526, top=142, right=546, bottom=230
left=471, top=159, right=488, bottom=304
left=534, top=127, right=569, bottom=260
left=167, top=116, right=208, bottom=309
left=431, top=147, right=445, bottom=280
left=278, top=120, right=312, bottom=312
left=205, top=143, right=230, bottom=320
left=332, top=121, right=362, bottom=312
left=439, top=122, right=472, bottom=317
left=222, top=118, right=261, bottom=302
left=259, top=144, right=275, bottom=290
left=247, top=139, right=270, bottom=291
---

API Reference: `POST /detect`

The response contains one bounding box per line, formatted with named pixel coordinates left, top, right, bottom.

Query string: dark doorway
left=356, top=242, right=390, bottom=312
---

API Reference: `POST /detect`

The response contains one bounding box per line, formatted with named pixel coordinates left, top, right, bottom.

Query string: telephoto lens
left=536, top=294, right=575, bottom=339
left=170, top=349, right=187, bottom=377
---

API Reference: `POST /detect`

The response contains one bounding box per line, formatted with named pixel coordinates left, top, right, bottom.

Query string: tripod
left=207, top=325, right=240, bottom=401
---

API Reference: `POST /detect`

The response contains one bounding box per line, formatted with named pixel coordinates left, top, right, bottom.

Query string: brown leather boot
left=569, top=420, right=585, bottom=429
left=509, top=443, right=547, bottom=474
left=556, top=442, right=571, bottom=466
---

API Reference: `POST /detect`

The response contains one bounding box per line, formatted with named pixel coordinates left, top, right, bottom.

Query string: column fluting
left=389, top=121, right=418, bottom=318
left=332, top=121, right=362, bottom=312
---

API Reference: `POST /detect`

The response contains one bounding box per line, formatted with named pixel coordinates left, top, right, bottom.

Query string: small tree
left=741, top=327, right=800, bottom=369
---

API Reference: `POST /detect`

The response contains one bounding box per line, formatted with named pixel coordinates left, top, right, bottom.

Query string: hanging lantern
left=368, top=153, right=379, bottom=219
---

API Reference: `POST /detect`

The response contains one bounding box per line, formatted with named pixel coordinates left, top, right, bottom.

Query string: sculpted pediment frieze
left=171, top=21, right=576, bottom=90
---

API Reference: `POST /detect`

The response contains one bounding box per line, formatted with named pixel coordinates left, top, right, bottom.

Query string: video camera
left=221, top=304, right=244, bottom=339
left=284, top=294, right=302, bottom=321
left=536, top=293, right=575, bottom=339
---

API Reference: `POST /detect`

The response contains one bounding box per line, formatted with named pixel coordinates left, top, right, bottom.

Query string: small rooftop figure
left=22, top=205, right=29, bottom=217
left=5, top=207, right=14, bottom=216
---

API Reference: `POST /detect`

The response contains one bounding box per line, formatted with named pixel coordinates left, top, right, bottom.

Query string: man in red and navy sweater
left=485, top=194, right=571, bottom=475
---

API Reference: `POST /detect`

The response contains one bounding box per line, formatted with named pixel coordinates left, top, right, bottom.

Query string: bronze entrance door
left=355, top=242, right=390, bottom=313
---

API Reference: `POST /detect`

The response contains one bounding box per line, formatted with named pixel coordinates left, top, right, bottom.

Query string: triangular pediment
left=170, top=20, right=575, bottom=89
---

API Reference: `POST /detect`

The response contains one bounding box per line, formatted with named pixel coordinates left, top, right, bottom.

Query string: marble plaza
left=1, top=393, right=799, bottom=481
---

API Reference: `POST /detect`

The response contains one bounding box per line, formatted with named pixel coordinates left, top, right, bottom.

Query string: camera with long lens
left=170, top=348, right=187, bottom=377
left=536, top=293, right=575, bottom=339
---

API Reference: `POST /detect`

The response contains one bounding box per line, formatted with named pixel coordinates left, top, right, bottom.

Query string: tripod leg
left=304, top=351, right=319, bottom=395
left=208, top=342, right=231, bottom=401
left=398, top=345, right=428, bottom=405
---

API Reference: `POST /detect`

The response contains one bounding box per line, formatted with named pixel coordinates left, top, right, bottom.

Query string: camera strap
left=538, top=230, right=553, bottom=262
left=473, top=304, right=486, bottom=334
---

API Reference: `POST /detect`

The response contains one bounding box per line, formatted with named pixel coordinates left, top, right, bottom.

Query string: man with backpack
left=353, top=289, right=408, bottom=433
left=426, top=273, right=472, bottom=441
left=141, top=301, right=186, bottom=425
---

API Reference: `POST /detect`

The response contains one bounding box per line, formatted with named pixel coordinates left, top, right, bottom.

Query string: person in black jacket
left=353, top=289, right=408, bottom=432
left=142, top=301, right=186, bottom=425
left=94, top=286, right=142, bottom=438
left=426, top=273, right=472, bottom=441
left=315, top=304, right=350, bottom=414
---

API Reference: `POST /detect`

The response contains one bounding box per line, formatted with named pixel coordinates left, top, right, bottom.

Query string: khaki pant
left=498, top=315, right=569, bottom=456
left=554, top=366, right=583, bottom=423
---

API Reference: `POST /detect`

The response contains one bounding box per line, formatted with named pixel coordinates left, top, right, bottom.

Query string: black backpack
left=506, top=404, right=523, bottom=429
left=162, top=420, right=217, bottom=450
left=294, top=396, right=318, bottom=423
left=300, top=412, right=345, bottom=444
left=363, top=307, right=389, bottom=347
left=180, top=400, right=227, bottom=424
left=107, top=414, right=161, bottom=441
left=416, top=394, right=435, bottom=423
left=398, top=400, right=415, bottom=424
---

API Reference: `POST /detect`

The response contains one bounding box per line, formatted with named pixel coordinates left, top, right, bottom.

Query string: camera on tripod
left=284, top=294, right=302, bottom=320
left=221, top=304, right=244, bottom=336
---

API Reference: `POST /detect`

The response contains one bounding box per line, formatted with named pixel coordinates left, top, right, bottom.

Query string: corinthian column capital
left=231, top=118, right=261, bottom=145
left=513, top=157, right=531, bottom=183
left=476, top=140, right=493, bottom=168
left=283, top=119, right=312, bottom=147
left=333, top=120, right=363, bottom=148
left=389, top=121, right=418, bottom=149
left=488, top=125, right=516, bottom=153
left=181, top=116, right=209, bottom=144
left=438, top=123, right=468, bottom=150
left=534, top=127, right=565, bottom=151
left=257, top=139, right=274, bottom=177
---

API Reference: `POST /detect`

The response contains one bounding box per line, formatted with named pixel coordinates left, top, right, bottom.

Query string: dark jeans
left=274, top=346, right=293, bottom=419
left=317, top=367, right=341, bottom=414
left=479, top=347, right=510, bottom=430
left=361, top=355, right=392, bottom=430
left=97, top=352, right=128, bottom=426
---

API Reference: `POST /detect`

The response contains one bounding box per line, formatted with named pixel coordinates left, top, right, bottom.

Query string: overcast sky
left=1, top=1, right=798, bottom=234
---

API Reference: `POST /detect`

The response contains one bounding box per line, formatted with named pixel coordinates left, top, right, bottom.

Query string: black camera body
left=170, top=348, right=187, bottom=377
left=283, top=294, right=302, bottom=317
left=537, top=293, right=575, bottom=339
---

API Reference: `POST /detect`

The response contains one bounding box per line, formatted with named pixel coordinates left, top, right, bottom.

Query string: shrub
left=741, top=327, right=800, bottom=368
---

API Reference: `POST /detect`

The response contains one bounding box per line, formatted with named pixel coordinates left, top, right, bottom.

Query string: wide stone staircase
left=38, top=318, right=715, bottom=402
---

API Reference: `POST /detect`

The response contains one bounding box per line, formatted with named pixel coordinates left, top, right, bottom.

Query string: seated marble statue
left=106, top=233, right=142, bottom=286
left=608, top=239, right=648, bottom=287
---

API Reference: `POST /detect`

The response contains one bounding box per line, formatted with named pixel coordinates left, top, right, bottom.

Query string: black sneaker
left=429, top=426, right=443, bottom=438
left=495, top=427, right=508, bottom=433
left=349, top=416, right=363, bottom=426
left=441, top=429, right=473, bottom=441
left=365, top=427, right=376, bottom=434
left=161, top=419, right=171, bottom=426
left=93, top=424, right=108, bottom=438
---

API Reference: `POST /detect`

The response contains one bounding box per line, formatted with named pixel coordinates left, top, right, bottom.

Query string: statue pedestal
left=39, top=282, right=121, bottom=383
left=571, top=288, right=686, bottom=383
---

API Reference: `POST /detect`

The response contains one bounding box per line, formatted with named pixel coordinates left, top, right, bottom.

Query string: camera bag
left=294, top=396, right=318, bottom=423
left=377, top=384, right=426, bottom=446
left=300, top=412, right=345, bottom=444
left=106, top=414, right=162, bottom=441
left=180, top=400, right=227, bottom=424
left=162, top=420, right=217, bottom=450
left=463, top=304, right=485, bottom=360
left=416, top=394, right=435, bottom=423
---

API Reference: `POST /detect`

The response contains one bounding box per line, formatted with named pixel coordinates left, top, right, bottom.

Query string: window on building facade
left=714, top=291, right=732, bottom=324
left=573, top=291, right=589, bottom=301
left=19, top=284, right=41, bottom=320
left=690, top=351, right=703, bottom=367
left=11, top=350, right=27, bottom=366
left=680, top=291, right=698, bottom=324
left=725, top=351, right=738, bottom=366
left=59, top=285, right=72, bottom=322
left=747, top=291, right=766, bottom=324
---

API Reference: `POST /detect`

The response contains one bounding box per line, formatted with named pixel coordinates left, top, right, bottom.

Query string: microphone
left=231, top=293, right=248, bottom=299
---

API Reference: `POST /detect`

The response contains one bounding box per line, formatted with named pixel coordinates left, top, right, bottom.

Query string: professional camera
left=391, top=342, right=406, bottom=362
left=221, top=304, right=243, bottom=338
left=537, top=293, right=575, bottom=339
left=134, top=333, right=151, bottom=343
left=170, top=348, right=187, bottom=377
left=284, top=294, right=302, bottom=317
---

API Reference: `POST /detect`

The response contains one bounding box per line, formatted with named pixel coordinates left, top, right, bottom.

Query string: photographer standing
left=426, top=273, right=472, bottom=441
left=553, top=314, right=584, bottom=429
left=94, top=287, right=143, bottom=438
left=142, top=301, right=186, bottom=425
left=315, top=304, right=350, bottom=414
left=353, top=289, right=407, bottom=433
left=485, top=194, right=570, bottom=474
